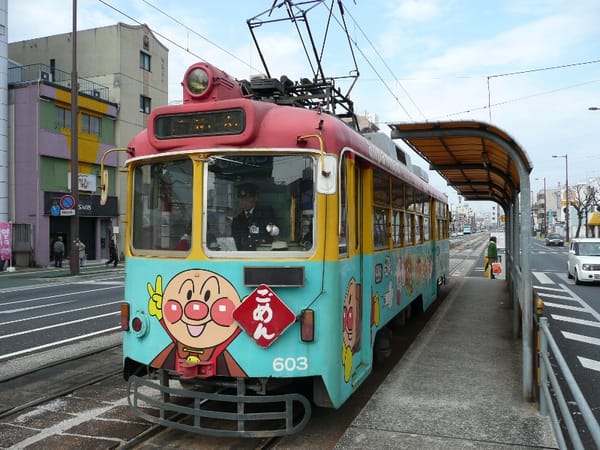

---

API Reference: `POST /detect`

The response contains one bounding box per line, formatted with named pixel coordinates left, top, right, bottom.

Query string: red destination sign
left=233, top=284, right=296, bottom=348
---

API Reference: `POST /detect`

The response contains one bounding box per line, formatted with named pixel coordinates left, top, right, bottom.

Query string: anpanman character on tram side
left=342, top=277, right=362, bottom=382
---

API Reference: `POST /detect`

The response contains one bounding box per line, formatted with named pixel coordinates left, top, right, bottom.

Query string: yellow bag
left=483, top=257, right=490, bottom=277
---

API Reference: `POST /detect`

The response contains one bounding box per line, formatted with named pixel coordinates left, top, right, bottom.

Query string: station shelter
left=389, top=120, right=536, bottom=401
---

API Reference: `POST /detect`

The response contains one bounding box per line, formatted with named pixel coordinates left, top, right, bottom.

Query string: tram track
left=448, top=233, right=490, bottom=275
left=0, top=344, right=122, bottom=419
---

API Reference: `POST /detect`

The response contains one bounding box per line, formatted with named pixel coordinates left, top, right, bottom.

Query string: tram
left=115, top=61, right=450, bottom=436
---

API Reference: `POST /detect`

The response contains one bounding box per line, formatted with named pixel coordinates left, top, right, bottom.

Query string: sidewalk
left=0, top=260, right=123, bottom=291
left=335, top=276, right=558, bottom=449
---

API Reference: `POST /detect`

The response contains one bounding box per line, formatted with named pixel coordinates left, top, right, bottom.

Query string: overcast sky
left=7, top=0, right=600, bottom=209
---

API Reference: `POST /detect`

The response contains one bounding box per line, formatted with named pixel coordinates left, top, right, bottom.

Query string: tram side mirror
left=317, top=155, right=337, bottom=194
left=100, top=169, right=109, bottom=206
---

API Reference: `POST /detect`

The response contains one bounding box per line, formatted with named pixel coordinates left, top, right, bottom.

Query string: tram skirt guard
left=127, top=373, right=312, bottom=437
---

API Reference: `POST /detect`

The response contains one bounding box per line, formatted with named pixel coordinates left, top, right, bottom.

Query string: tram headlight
left=186, top=68, right=210, bottom=96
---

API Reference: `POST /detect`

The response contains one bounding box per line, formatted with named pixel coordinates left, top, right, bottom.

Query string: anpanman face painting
left=162, top=269, right=241, bottom=348
left=343, top=277, right=359, bottom=349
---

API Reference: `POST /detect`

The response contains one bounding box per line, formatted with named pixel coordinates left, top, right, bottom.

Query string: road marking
left=551, top=314, right=600, bottom=328
left=544, top=302, right=587, bottom=312
left=578, top=357, right=600, bottom=372
left=538, top=293, right=578, bottom=301
left=533, top=272, right=554, bottom=284
left=533, top=285, right=567, bottom=293
left=562, top=331, right=600, bottom=346
left=0, top=327, right=121, bottom=361
left=0, top=311, right=119, bottom=340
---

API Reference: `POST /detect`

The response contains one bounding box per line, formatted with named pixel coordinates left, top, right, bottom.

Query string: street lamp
left=535, top=177, right=546, bottom=235
left=552, top=154, right=569, bottom=242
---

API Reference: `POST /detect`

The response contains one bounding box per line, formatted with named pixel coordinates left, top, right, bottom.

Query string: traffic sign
left=59, top=194, right=75, bottom=210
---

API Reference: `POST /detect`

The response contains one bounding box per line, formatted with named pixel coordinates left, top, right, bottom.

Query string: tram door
left=340, top=154, right=371, bottom=387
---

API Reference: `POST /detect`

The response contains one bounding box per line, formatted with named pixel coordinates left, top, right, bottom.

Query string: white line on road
left=538, top=293, right=579, bottom=301
left=533, top=285, right=568, bottom=293
left=0, top=327, right=121, bottom=361
left=578, top=357, right=600, bottom=372
left=544, top=302, right=587, bottom=312
left=562, top=331, right=600, bottom=346
left=0, top=311, right=119, bottom=340
left=533, top=272, right=554, bottom=284
left=551, top=314, right=600, bottom=328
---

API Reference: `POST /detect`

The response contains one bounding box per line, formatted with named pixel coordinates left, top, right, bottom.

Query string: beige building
left=9, top=23, right=169, bottom=232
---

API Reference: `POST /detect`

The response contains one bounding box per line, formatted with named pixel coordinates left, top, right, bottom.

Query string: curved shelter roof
left=389, top=121, right=533, bottom=209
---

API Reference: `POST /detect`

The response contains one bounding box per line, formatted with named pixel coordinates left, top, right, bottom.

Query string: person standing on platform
left=106, top=234, right=119, bottom=267
left=74, top=238, right=86, bottom=267
left=486, top=236, right=498, bottom=279
left=53, top=236, right=65, bottom=268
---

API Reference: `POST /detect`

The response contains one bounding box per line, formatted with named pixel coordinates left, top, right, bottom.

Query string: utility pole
left=553, top=154, right=569, bottom=242
left=69, top=0, right=80, bottom=275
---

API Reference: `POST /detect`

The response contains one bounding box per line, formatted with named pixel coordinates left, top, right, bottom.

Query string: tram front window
left=132, top=159, right=193, bottom=252
left=205, top=154, right=315, bottom=254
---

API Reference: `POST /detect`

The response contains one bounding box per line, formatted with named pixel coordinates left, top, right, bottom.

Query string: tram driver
left=231, top=183, right=279, bottom=250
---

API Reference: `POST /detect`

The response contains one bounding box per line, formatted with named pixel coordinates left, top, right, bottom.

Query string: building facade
left=6, top=23, right=168, bottom=266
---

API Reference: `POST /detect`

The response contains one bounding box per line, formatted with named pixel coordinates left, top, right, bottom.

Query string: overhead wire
left=319, top=1, right=417, bottom=121
left=486, top=58, right=600, bottom=121
left=336, top=4, right=427, bottom=121
left=140, top=0, right=262, bottom=73
left=437, top=78, right=600, bottom=120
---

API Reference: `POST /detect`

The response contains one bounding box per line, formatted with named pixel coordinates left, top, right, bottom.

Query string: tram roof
left=388, top=121, right=533, bottom=209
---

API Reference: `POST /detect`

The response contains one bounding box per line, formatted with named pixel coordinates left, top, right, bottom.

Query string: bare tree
left=571, top=182, right=600, bottom=238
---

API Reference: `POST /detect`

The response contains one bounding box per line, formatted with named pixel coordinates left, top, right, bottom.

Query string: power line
left=317, top=2, right=417, bottom=121
left=97, top=0, right=207, bottom=62
left=436, top=78, right=600, bottom=120
left=140, top=0, right=262, bottom=73
left=339, top=5, right=427, bottom=121
left=487, top=58, right=600, bottom=120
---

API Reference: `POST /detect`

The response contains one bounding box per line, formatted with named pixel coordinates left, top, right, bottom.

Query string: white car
left=567, top=238, right=600, bottom=285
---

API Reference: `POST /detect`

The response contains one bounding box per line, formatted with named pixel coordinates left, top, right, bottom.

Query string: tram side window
left=339, top=155, right=348, bottom=255
left=391, top=178, right=405, bottom=247
left=423, top=216, right=430, bottom=241
left=373, top=207, right=388, bottom=249
left=392, top=210, right=403, bottom=247
left=373, top=168, right=390, bottom=250
left=405, top=212, right=414, bottom=245
left=132, top=159, right=193, bottom=252
left=414, top=215, right=422, bottom=244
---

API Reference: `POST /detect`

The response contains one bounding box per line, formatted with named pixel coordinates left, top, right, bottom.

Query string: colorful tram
left=119, top=62, right=450, bottom=436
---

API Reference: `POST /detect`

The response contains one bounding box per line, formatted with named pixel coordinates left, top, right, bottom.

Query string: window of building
left=81, top=113, right=101, bottom=136
left=55, top=106, right=71, bottom=129
left=140, top=95, right=151, bottom=114
left=140, top=51, right=151, bottom=71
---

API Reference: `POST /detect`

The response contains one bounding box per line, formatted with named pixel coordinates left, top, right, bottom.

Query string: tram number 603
left=273, top=356, right=308, bottom=372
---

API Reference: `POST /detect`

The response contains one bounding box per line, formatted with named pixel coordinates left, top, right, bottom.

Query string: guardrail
left=538, top=316, right=600, bottom=449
